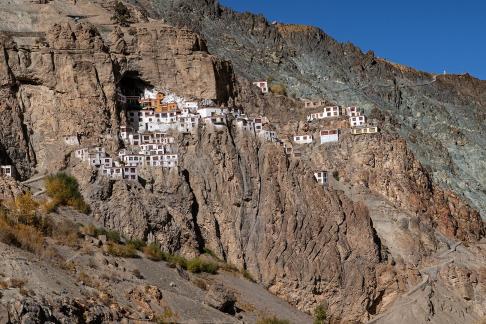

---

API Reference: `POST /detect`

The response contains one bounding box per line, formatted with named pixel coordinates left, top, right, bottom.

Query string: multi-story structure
left=350, top=116, right=366, bottom=127
left=307, top=106, right=341, bottom=121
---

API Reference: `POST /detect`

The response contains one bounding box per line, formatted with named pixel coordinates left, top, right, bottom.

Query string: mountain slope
left=137, top=0, right=486, bottom=219
left=0, top=1, right=484, bottom=323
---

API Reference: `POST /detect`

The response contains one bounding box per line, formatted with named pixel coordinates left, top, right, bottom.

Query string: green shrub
left=256, top=316, right=290, bottom=324
left=111, top=1, right=131, bottom=27
left=106, top=242, right=137, bottom=258
left=44, top=173, right=90, bottom=214
left=332, top=171, right=339, bottom=181
left=202, top=247, right=218, bottom=258
left=269, top=83, right=287, bottom=96
left=127, top=239, right=146, bottom=251
left=313, top=304, right=327, bottom=324
left=143, top=243, right=167, bottom=261
left=187, top=258, right=218, bottom=274
left=168, top=254, right=188, bottom=269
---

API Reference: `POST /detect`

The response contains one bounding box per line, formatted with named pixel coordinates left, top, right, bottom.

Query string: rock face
left=115, top=22, right=236, bottom=102
left=0, top=1, right=484, bottom=323
left=141, top=0, right=486, bottom=219
left=0, top=1, right=236, bottom=178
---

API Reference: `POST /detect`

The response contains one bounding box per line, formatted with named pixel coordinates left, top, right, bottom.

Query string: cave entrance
left=118, top=71, right=153, bottom=98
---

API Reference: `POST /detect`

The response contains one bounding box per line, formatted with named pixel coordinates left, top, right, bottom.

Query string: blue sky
left=220, top=1, right=486, bottom=80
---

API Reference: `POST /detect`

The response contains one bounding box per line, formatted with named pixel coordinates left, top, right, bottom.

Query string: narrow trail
left=325, top=75, right=438, bottom=94
left=21, top=174, right=48, bottom=197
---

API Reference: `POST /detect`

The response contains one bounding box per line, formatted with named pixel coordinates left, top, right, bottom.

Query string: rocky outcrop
left=0, top=10, right=236, bottom=178
left=144, top=0, right=486, bottom=219
left=79, top=125, right=389, bottom=321
left=114, top=22, right=236, bottom=102
left=315, top=133, right=484, bottom=242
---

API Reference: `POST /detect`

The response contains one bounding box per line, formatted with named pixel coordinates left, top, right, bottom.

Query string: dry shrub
left=106, top=243, right=138, bottom=258
left=12, top=224, right=44, bottom=254
left=0, top=278, right=26, bottom=289
left=243, top=270, right=256, bottom=282
left=0, top=217, right=19, bottom=247
left=192, top=278, right=208, bottom=291
left=143, top=243, right=166, bottom=261
left=60, top=260, right=77, bottom=273
left=186, top=258, right=218, bottom=274
left=220, top=263, right=239, bottom=272
left=269, top=83, right=287, bottom=96
left=8, top=193, right=39, bottom=225
left=132, top=268, right=143, bottom=279
left=81, top=223, right=97, bottom=236
left=52, top=219, right=80, bottom=247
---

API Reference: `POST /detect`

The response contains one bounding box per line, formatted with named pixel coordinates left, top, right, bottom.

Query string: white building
left=253, top=81, right=269, bottom=94
left=184, top=101, right=199, bottom=111
left=178, top=115, right=199, bottom=133
left=307, top=106, right=340, bottom=122
left=314, top=171, right=328, bottom=186
left=235, top=118, right=254, bottom=132
left=346, top=106, right=361, bottom=117
left=198, top=107, right=227, bottom=118
left=350, top=116, right=366, bottom=127
left=258, top=129, right=277, bottom=142
left=123, top=166, right=138, bottom=180
left=101, top=166, right=124, bottom=180
left=293, top=134, right=313, bottom=144
left=320, top=129, right=339, bottom=144
left=0, top=165, right=13, bottom=178
left=122, top=154, right=145, bottom=167
left=204, top=115, right=226, bottom=128
left=64, top=135, right=80, bottom=146
left=75, top=148, right=89, bottom=161
left=253, top=118, right=263, bottom=132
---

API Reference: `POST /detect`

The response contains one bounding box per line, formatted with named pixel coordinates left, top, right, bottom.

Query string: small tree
left=111, top=1, right=131, bottom=27
left=313, top=304, right=327, bottom=324
left=44, top=173, right=90, bottom=213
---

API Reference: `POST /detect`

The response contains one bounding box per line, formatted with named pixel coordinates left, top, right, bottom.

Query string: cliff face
left=0, top=1, right=484, bottom=323
left=0, top=0, right=236, bottom=178
left=140, top=0, right=486, bottom=220
left=78, top=125, right=385, bottom=321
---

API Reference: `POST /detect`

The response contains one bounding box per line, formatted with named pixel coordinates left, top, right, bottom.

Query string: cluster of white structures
left=70, top=88, right=280, bottom=181
left=298, top=100, right=379, bottom=187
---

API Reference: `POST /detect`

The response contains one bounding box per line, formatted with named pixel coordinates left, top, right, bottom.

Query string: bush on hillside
left=106, top=242, right=138, bottom=258
left=313, top=304, right=327, bottom=324
left=186, top=257, right=218, bottom=274
left=269, top=83, right=287, bottom=96
left=111, top=1, right=131, bottom=27
left=143, top=242, right=167, bottom=261
left=44, top=173, right=90, bottom=213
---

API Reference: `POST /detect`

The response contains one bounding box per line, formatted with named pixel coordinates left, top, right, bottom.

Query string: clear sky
left=219, top=0, right=486, bottom=80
